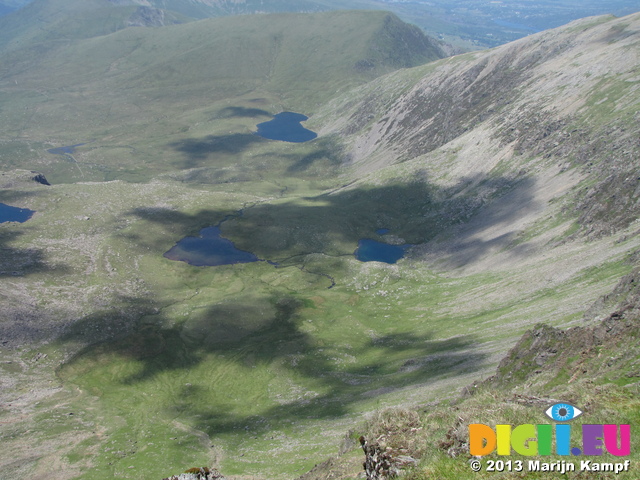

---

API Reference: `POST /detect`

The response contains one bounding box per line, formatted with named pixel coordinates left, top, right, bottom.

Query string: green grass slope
left=0, top=0, right=189, bottom=51
left=308, top=268, right=640, bottom=480
left=0, top=9, right=639, bottom=480
left=151, top=0, right=325, bottom=19
left=291, top=12, right=640, bottom=478
left=0, top=7, right=444, bottom=184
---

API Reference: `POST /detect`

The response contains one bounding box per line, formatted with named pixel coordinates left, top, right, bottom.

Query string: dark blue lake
left=164, top=226, right=260, bottom=267
left=355, top=238, right=410, bottom=264
left=255, top=112, right=317, bottom=143
left=0, top=203, right=35, bottom=223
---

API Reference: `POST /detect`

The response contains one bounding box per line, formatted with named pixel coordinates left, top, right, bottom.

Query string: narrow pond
left=0, top=203, right=35, bottom=223
left=47, top=143, right=86, bottom=156
left=254, top=112, right=317, bottom=143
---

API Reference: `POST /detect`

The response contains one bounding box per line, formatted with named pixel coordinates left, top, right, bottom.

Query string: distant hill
left=0, top=0, right=392, bottom=24
left=106, top=0, right=372, bottom=18
left=0, top=5, right=445, bottom=169
left=3, top=0, right=638, bottom=49
left=0, top=0, right=191, bottom=51
left=0, top=0, right=28, bottom=14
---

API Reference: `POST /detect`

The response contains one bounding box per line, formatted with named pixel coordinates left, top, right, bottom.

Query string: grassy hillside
left=0, top=0, right=190, bottom=51
left=4, top=0, right=639, bottom=49
left=136, top=0, right=385, bottom=19
left=0, top=8, right=639, bottom=480
left=0, top=7, right=444, bottom=185
left=301, top=268, right=640, bottom=480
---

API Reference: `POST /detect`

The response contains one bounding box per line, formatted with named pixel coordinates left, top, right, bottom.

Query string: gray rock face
left=128, top=6, right=166, bottom=27
left=162, top=467, right=225, bottom=480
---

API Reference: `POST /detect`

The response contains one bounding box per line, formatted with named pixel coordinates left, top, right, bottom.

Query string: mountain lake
left=355, top=237, right=411, bottom=264
left=0, top=203, right=35, bottom=223
left=166, top=224, right=411, bottom=267
left=47, top=143, right=86, bottom=156
left=163, top=226, right=260, bottom=267
left=255, top=112, right=317, bottom=142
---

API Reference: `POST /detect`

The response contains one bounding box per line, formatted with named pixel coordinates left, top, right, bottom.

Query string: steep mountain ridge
left=316, top=13, right=639, bottom=246
left=298, top=19, right=640, bottom=479
left=321, top=14, right=637, bottom=168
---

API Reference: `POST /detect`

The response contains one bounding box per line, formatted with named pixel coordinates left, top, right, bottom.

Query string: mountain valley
left=0, top=3, right=639, bottom=479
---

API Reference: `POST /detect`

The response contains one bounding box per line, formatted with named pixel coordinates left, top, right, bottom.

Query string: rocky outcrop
left=486, top=267, right=640, bottom=389
left=359, top=436, right=417, bottom=480
left=162, top=467, right=225, bottom=480
left=128, top=6, right=166, bottom=27
left=0, top=169, right=50, bottom=188
left=31, top=171, right=50, bottom=185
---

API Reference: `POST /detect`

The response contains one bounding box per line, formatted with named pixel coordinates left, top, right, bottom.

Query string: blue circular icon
left=545, top=403, right=583, bottom=422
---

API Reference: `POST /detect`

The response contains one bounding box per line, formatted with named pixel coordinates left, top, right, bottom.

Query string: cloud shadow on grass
left=215, top=106, right=272, bottom=119
left=168, top=133, right=268, bottom=168
left=173, top=319, right=483, bottom=436
left=59, top=292, right=487, bottom=436
left=284, top=138, right=344, bottom=174
left=126, top=175, right=536, bottom=266
left=57, top=173, right=539, bottom=446
left=0, top=230, right=60, bottom=278
left=167, top=131, right=343, bottom=179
